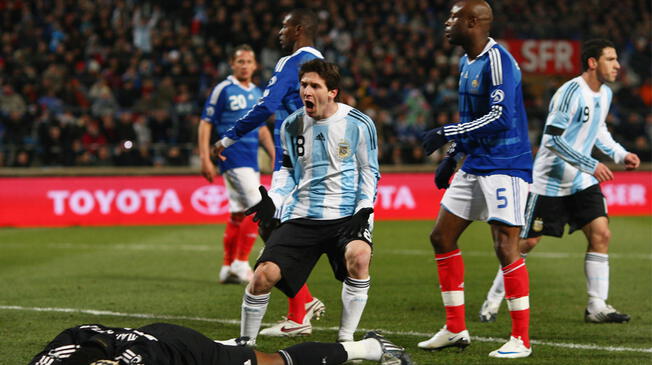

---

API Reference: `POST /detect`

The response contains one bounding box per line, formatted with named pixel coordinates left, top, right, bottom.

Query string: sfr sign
left=500, top=39, right=580, bottom=75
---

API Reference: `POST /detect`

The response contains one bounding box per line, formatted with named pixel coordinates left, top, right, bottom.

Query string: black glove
left=435, top=156, right=457, bottom=189
left=421, top=127, right=449, bottom=156
left=245, top=186, right=277, bottom=229
left=339, top=208, right=374, bottom=237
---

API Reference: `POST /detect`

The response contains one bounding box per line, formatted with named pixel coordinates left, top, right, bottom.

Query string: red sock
left=236, top=215, right=258, bottom=261
left=287, top=284, right=314, bottom=323
left=435, top=249, right=466, bottom=333
left=222, top=214, right=242, bottom=266
left=503, top=258, right=530, bottom=348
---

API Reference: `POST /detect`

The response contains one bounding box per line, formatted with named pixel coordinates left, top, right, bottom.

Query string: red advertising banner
left=499, top=39, right=581, bottom=75
left=0, top=172, right=650, bottom=227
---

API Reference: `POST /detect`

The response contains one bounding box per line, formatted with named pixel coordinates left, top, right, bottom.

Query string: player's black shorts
left=521, top=184, right=608, bottom=239
left=257, top=217, right=373, bottom=297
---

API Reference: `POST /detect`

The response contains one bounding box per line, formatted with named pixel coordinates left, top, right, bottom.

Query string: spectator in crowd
left=0, top=0, right=648, bottom=167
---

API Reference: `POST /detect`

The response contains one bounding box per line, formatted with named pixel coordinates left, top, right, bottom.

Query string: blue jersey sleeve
left=443, top=47, right=518, bottom=139
left=201, top=81, right=228, bottom=126
left=223, top=58, right=296, bottom=141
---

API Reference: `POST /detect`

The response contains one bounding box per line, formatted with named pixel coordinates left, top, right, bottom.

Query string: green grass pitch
left=1, top=217, right=651, bottom=364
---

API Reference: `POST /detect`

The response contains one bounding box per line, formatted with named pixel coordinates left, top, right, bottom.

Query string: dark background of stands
left=0, top=0, right=650, bottom=172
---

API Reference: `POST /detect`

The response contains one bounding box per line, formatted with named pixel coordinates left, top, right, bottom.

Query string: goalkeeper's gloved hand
left=339, top=208, right=374, bottom=237
left=245, top=186, right=277, bottom=229
left=421, top=127, right=449, bottom=156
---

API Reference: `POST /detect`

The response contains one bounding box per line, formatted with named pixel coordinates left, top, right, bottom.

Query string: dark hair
left=299, top=59, right=341, bottom=94
left=288, top=8, right=318, bottom=40
left=581, top=39, right=615, bottom=71
left=230, top=44, right=254, bottom=61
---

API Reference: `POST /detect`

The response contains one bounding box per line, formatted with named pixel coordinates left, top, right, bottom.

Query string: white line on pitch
left=2, top=242, right=651, bottom=260
left=2, top=305, right=650, bottom=354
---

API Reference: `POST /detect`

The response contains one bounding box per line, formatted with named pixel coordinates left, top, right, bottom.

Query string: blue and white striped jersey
left=268, top=103, right=380, bottom=222
left=201, top=75, right=262, bottom=172
left=532, top=76, right=628, bottom=196
left=444, top=38, right=533, bottom=182
left=223, top=47, right=324, bottom=170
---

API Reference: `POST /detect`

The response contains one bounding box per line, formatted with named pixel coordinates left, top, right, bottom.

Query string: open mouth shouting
left=305, top=100, right=315, bottom=113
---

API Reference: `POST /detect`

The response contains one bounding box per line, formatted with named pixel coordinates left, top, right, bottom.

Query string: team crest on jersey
left=206, top=106, right=214, bottom=116
left=471, top=79, right=479, bottom=88
left=491, top=89, right=505, bottom=103
left=532, top=217, right=544, bottom=232
left=338, top=141, right=351, bottom=160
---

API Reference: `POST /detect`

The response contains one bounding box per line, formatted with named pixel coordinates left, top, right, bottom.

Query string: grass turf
left=1, top=217, right=651, bottom=364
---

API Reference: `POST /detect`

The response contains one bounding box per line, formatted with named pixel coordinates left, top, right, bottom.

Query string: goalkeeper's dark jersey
left=29, top=323, right=256, bottom=365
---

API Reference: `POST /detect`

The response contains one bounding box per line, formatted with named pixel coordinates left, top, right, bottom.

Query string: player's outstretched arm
left=220, top=65, right=294, bottom=147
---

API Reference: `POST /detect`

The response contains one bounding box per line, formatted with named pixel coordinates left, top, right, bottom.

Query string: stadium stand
left=0, top=0, right=649, bottom=168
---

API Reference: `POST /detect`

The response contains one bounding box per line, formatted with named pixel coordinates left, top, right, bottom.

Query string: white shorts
left=441, top=170, right=529, bottom=226
left=223, top=167, right=261, bottom=213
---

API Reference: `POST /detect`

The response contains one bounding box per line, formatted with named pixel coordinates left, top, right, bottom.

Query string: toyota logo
left=191, top=185, right=229, bottom=215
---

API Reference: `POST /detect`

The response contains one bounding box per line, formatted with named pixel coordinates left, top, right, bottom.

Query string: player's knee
left=250, top=262, right=280, bottom=294
left=345, top=242, right=371, bottom=276
left=589, top=229, right=611, bottom=250
left=430, top=228, right=452, bottom=252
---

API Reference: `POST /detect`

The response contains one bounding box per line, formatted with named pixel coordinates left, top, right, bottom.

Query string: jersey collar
left=466, top=37, right=497, bottom=64
left=291, top=46, right=324, bottom=59
left=577, top=75, right=605, bottom=97
left=227, top=75, right=256, bottom=91
left=306, top=102, right=351, bottom=124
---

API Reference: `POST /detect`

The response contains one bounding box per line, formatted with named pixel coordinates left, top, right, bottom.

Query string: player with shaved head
left=419, top=0, right=533, bottom=358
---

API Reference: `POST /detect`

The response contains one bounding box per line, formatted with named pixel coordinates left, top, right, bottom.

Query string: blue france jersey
left=268, top=104, right=380, bottom=222
left=443, top=38, right=532, bottom=182
left=532, top=76, right=627, bottom=196
left=223, top=47, right=324, bottom=170
left=201, top=75, right=262, bottom=172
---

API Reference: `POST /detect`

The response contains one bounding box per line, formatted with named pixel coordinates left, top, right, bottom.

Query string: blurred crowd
left=0, top=0, right=650, bottom=168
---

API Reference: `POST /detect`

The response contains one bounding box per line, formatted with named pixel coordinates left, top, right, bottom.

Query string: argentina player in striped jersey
left=212, top=9, right=326, bottom=338
left=479, top=39, right=640, bottom=325
left=235, top=59, right=381, bottom=346
left=198, top=44, right=274, bottom=286
left=419, top=0, right=533, bottom=358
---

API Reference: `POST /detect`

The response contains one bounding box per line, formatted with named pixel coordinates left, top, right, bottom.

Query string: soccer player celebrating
left=478, top=39, right=640, bottom=324
left=236, top=59, right=380, bottom=346
left=29, top=322, right=412, bottom=365
left=213, top=8, right=326, bottom=337
left=419, top=0, right=533, bottom=358
left=198, top=44, right=274, bottom=284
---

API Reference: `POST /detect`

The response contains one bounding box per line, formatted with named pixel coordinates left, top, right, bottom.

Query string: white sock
left=338, top=277, right=370, bottom=341
left=341, top=338, right=383, bottom=361
left=487, top=264, right=505, bottom=303
left=585, top=252, right=609, bottom=312
left=241, top=288, right=270, bottom=339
